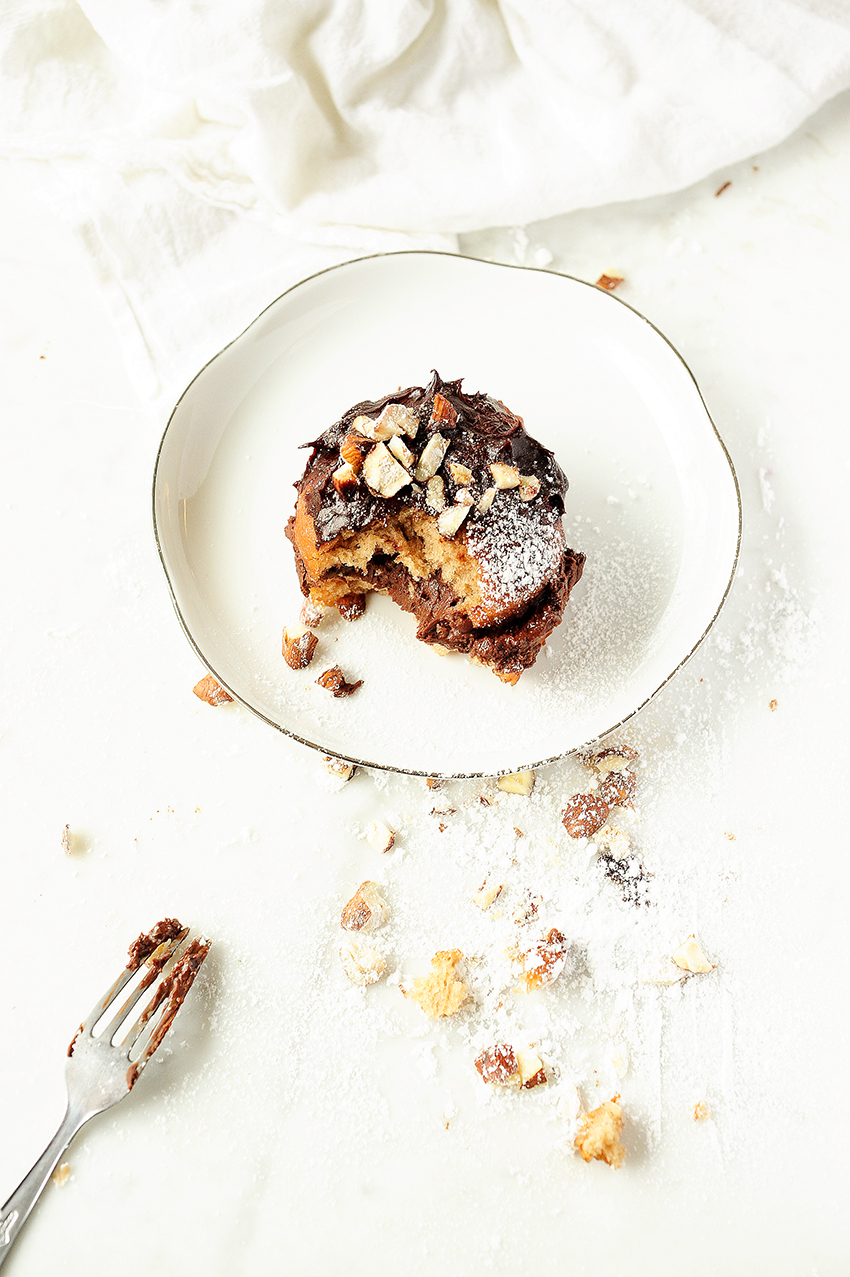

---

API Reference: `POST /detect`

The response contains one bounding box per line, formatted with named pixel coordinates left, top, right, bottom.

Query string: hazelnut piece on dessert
left=489, top=462, right=521, bottom=490
left=340, top=936, right=386, bottom=986
left=475, top=1043, right=520, bottom=1086
left=281, top=623, right=318, bottom=670
left=366, top=820, right=396, bottom=854
left=517, top=927, right=568, bottom=990
left=518, top=475, right=541, bottom=501
left=341, top=881, right=389, bottom=933
left=671, top=935, right=714, bottom=974
left=377, top=403, right=420, bottom=439
left=316, top=666, right=363, bottom=697
left=425, top=475, right=447, bottom=512
left=437, top=504, right=471, bottom=539
left=473, top=878, right=504, bottom=910
left=332, top=461, right=360, bottom=499
left=574, top=1097, right=626, bottom=1167
left=387, top=435, right=416, bottom=469
left=404, top=950, right=469, bottom=1018
left=454, top=488, right=474, bottom=506
left=413, top=433, right=449, bottom=482
left=476, top=486, right=497, bottom=515
left=193, top=674, right=232, bottom=706
left=339, top=430, right=373, bottom=470
left=562, top=793, right=610, bottom=838
left=497, top=770, right=535, bottom=797
left=448, top=461, right=473, bottom=486
left=431, top=392, right=457, bottom=427
left=362, top=442, right=412, bottom=498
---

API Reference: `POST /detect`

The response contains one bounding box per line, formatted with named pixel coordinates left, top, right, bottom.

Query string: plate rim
left=151, top=249, right=743, bottom=778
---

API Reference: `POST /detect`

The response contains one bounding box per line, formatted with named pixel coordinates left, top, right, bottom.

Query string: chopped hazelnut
left=366, top=820, right=395, bottom=854
left=595, top=273, right=624, bottom=291
left=448, top=461, right=473, bottom=486
left=340, top=935, right=386, bottom=986
left=437, top=504, right=471, bottom=539
left=299, top=598, right=326, bottom=627
left=516, top=1047, right=547, bottom=1088
left=414, top=433, right=449, bottom=482
left=489, top=462, right=521, bottom=489
left=574, top=1097, right=625, bottom=1166
left=599, top=769, right=636, bottom=810
left=281, top=623, right=318, bottom=670
left=431, top=393, right=457, bottom=427
left=362, top=441, right=412, bottom=498
left=517, top=927, right=568, bottom=990
left=336, top=594, right=366, bottom=622
left=404, top=949, right=469, bottom=1017
left=322, top=756, right=356, bottom=783
left=332, top=461, right=359, bottom=499
left=511, top=891, right=542, bottom=925
left=518, top=475, right=541, bottom=501
left=387, top=435, right=416, bottom=469
left=316, top=666, right=363, bottom=697
left=377, top=402, right=420, bottom=438
left=425, top=475, right=447, bottom=512
left=497, top=770, right=535, bottom=797
left=595, top=825, right=631, bottom=857
left=473, top=878, right=504, bottom=910
left=474, top=1043, right=519, bottom=1086
left=454, top=488, right=474, bottom=506
left=476, top=486, right=497, bottom=515
left=588, top=744, right=639, bottom=774
left=671, top=935, right=714, bottom=974
left=339, top=430, right=372, bottom=469
left=694, top=1101, right=711, bottom=1121
left=341, top=881, right=389, bottom=932
left=562, top=793, right=610, bottom=838
left=193, top=674, right=232, bottom=706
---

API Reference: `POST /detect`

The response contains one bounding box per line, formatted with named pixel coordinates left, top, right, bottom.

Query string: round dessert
left=285, top=372, right=585, bottom=684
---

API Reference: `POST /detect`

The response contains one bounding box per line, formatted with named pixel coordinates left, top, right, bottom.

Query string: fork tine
left=124, top=938, right=211, bottom=1086
left=99, top=929, right=190, bottom=1042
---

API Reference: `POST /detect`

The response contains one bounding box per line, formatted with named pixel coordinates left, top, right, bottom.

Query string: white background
left=1, top=90, right=849, bottom=1275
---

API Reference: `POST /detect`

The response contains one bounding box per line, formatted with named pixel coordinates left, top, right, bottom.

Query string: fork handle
left=0, top=1105, right=86, bottom=1269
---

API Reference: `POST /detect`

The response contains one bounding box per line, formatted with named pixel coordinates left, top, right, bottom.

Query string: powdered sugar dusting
left=465, top=494, right=565, bottom=607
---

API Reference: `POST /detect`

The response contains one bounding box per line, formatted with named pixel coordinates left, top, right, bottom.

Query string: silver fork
left=0, top=920, right=210, bottom=1269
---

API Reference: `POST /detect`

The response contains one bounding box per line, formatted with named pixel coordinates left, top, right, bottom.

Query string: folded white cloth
left=3, top=0, right=850, bottom=401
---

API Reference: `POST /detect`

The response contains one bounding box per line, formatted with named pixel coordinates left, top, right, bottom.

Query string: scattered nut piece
left=366, top=820, right=395, bottom=854
left=671, top=935, right=714, bottom=974
left=599, top=769, right=636, bottom=810
left=322, top=756, right=356, bottom=783
left=332, top=461, right=359, bottom=499
left=193, top=674, right=233, bottom=706
left=426, top=777, right=444, bottom=790
left=515, top=1047, right=547, bottom=1088
left=769, top=698, right=778, bottom=711
left=414, top=433, right=449, bottom=482
left=61, top=824, right=74, bottom=855
left=377, top=402, right=420, bottom=438
left=339, top=431, right=372, bottom=469
left=489, top=462, right=521, bottom=489
left=431, top=393, right=457, bottom=427
left=562, top=793, right=610, bottom=838
left=474, top=1043, right=519, bottom=1086
left=497, top=770, right=535, bottom=797
left=595, top=824, right=631, bottom=856
left=473, top=878, right=504, bottom=910
left=610, top=1046, right=629, bottom=1079
left=448, top=461, right=473, bottom=486
left=574, top=1097, right=625, bottom=1167
left=405, top=950, right=469, bottom=1018
left=518, top=475, right=541, bottom=501
left=281, top=623, right=318, bottom=670
left=336, top=593, right=366, bottom=622
left=437, top=504, right=471, bottom=539
left=589, top=744, right=639, bottom=774
left=52, top=1163, right=71, bottom=1187
left=517, top=927, right=568, bottom=990
left=511, top=892, right=542, bottom=926
left=340, top=935, right=386, bottom=986
left=387, top=435, right=416, bottom=469
left=316, top=666, right=363, bottom=697
left=595, top=272, right=624, bottom=291
left=341, top=881, right=389, bottom=932
left=476, top=486, right=497, bottom=515
left=362, top=441, right=412, bottom=497
left=425, top=475, right=447, bottom=512
left=694, top=1101, right=711, bottom=1121
left=299, top=598, right=326, bottom=627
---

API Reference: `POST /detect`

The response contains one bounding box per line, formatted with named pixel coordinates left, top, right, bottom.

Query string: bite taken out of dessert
left=285, top=372, right=585, bottom=685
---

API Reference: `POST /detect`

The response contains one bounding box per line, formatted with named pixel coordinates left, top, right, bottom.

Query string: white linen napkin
left=3, top=0, right=850, bottom=402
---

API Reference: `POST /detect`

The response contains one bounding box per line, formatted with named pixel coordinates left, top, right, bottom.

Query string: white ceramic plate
left=153, top=252, right=740, bottom=776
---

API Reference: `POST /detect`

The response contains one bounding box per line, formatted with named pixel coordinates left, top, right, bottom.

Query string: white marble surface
left=2, top=89, right=849, bottom=1276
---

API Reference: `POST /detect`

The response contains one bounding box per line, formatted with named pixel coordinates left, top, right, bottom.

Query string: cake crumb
left=52, top=1163, right=71, bottom=1186
left=694, top=1101, right=711, bottom=1121
left=61, top=824, right=74, bottom=854
left=405, top=950, right=469, bottom=1017
left=769, top=698, right=778, bottom=711
left=671, top=935, right=714, bottom=974
left=340, top=936, right=386, bottom=986
left=574, top=1097, right=626, bottom=1167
